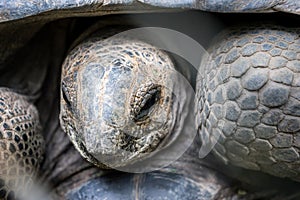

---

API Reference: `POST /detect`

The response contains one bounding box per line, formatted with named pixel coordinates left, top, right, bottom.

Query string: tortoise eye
left=136, top=90, right=160, bottom=120
left=130, top=83, right=161, bottom=122
left=62, top=82, right=71, bottom=107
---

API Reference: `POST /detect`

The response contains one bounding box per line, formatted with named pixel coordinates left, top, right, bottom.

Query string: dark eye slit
left=130, top=83, right=162, bottom=122
left=136, top=91, right=159, bottom=120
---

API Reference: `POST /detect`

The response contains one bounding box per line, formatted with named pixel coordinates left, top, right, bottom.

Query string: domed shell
left=0, top=0, right=299, bottom=23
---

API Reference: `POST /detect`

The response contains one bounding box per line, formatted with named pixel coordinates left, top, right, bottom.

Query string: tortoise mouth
left=81, top=115, right=170, bottom=166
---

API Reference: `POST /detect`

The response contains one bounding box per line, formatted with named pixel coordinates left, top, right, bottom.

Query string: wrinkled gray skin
left=0, top=1, right=300, bottom=200
left=60, top=29, right=182, bottom=168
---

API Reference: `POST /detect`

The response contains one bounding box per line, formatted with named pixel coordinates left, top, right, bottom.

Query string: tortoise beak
left=82, top=121, right=135, bottom=168
left=83, top=122, right=114, bottom=155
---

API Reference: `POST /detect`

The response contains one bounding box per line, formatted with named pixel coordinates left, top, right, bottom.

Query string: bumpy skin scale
left=196, top=25, right=300, bottom=181
left=0, top=88, right=44, bottom=199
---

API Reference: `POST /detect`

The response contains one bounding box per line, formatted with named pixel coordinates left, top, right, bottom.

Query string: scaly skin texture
left=0, top=88, right=44, bottom=199
left=196, top=25, right=300, bottom=182
left=60, top=27, right=189, bottom=169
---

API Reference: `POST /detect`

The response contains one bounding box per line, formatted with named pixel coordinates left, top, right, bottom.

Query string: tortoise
left=0, top=0, right=300, bottom=199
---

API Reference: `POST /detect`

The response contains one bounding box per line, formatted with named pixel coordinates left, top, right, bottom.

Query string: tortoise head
left=59, top=33, right=185, bottom=169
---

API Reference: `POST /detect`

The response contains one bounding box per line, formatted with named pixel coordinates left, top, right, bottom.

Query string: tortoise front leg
left=196, top=24, right=300, bottom=181
left=0, top=88, right=44, bottom=200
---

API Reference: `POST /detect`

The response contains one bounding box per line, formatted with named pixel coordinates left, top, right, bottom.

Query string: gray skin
left=60, top=29, right=178, bottom=168
left=0, top=1, right=300, bottom=200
